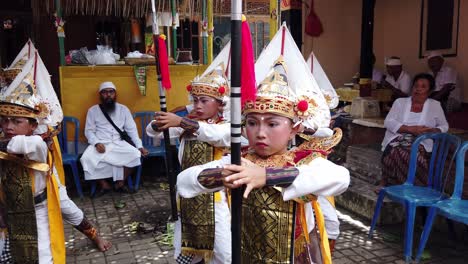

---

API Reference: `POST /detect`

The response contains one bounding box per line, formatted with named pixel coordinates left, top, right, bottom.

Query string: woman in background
left=376, top=73, right=449, bottom=193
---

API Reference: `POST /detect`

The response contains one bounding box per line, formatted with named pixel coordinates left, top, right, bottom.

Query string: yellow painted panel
left=59, top=65, right=207, bottom=141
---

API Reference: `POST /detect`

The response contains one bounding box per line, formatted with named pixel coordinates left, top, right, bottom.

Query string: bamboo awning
left=32, top=0, right=269, bottom=18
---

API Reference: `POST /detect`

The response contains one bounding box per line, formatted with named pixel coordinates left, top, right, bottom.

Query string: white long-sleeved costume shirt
left=146, top=120, right=233, bottom=263
left=7, top=135, right=47, bottom=195
left=382, top=97, right=449, bottom=151
left=146, top=121, right=232, bottom=163
left=5, top=135, right=53, bottom=263
left=177, top=155, right=350, bottom=233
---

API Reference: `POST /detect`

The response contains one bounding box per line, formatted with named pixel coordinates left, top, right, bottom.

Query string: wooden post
left=280, top=0, right=302, bottom=49
left=170, top=0, right=178, bottom=59
left=359, top=0, right=376, bottom=97
left=269, top=0, right=278, bottom=40
left=202, top=0, right=208, bottom=64
left=207, top=0, right=214, bottom=63
left=55, top=0, right=65, bottom=66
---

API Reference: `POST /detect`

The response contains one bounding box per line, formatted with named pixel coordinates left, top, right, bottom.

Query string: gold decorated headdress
left=1, top=41, right=63, bottom=126
left=248, top=24, right=331, bottom=133
left=0, top=73, right=47, bottom=119
left=0, top=55, right=52, bottom=123
left=186, top=63, right=230, bottom=101
left=243, top=57, right=296, bottom=119
left=244, top=56, right=321, bottom=125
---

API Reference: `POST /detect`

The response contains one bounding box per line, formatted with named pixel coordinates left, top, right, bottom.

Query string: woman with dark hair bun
left=376, top=73, right=449, bottom=193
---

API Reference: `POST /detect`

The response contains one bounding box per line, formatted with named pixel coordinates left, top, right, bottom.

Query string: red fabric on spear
left=158, top=35, right=172, bottom=90
left=241, top=15, right=256, bottom=107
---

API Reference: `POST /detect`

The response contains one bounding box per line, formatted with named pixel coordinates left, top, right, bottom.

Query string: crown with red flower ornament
left=243, top=56, right=322, bottom=126
left=186, top=63, right=229, bottom=101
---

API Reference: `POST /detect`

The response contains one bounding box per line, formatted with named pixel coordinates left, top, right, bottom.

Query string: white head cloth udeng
left=306, top=52, right=339, bottom=109
left=254, top=24, right=331, bottom=134
left=385, top=58, right=402, bottom=66
left=426, top=50, right=443, bottom=60
left=99, top=81, right=117, bottom=92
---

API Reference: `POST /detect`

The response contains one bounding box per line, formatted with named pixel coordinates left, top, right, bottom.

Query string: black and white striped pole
left=151, top=0, right=178, bottom=221
left=230, top=0, right=242, bottom=263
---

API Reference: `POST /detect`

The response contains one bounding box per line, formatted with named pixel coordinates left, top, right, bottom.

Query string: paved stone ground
left=64, top=182, right=175, bottom=264
left=333, top=209, right=468, bottom=264
left=64, top=183, right=468, bottom=264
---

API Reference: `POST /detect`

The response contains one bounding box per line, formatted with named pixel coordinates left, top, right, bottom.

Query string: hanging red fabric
left=240, top=16, right=256, bottom=107
left=157, top=35, right=172, bottom=90
left=305, top=0, right=324, bottom=37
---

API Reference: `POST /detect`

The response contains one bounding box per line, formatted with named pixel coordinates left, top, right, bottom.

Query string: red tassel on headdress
left=158, top=34, right=172, bottom=90
left=241, top=15, right=256, bottom=107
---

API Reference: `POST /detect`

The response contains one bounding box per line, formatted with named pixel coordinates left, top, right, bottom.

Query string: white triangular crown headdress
left=247, top=24, right=331, bottom=133
left=0, top=40, right=63, bottom=127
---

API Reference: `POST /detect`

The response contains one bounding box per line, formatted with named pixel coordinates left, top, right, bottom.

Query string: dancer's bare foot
left=94, top=235, right=112, bottom=252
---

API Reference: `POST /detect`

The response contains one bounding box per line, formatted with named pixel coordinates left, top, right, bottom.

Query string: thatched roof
left=32, top=0, right=269, bottom=18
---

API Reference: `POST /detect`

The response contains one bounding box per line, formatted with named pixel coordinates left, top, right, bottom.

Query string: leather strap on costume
left=74, top=217, right=98, bottom=241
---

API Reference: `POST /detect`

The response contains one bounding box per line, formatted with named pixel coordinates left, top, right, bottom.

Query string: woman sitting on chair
left=376, top=73, right=449, bottom=193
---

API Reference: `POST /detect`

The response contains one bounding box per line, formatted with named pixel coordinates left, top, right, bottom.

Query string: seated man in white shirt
left=381, top=57, right=411, bottom=100
left=80, top=82, right=148, bottom=195
left=427, top=51, right=461, bottom=113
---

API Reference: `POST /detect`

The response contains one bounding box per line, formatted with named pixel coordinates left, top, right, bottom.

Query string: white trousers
left=36, top=201, right=52, bottom=264
left=81, top=142, right=141, bottom=181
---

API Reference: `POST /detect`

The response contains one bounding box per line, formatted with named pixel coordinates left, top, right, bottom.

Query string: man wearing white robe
left=81, top=82, right=148, bottom=192
left=426, top=51, right=461, bottom=113
left=382, top=57, right=412, bottom=99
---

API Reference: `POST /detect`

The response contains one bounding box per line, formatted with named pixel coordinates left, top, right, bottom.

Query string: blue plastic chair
left=132, top=111, right=167, bottom=190
left=415, top=141, right=468, bottom=262
left=57, top=116, right=84, bottom=198
left=368, top=133, right=461, bottom=262
left=174, top=109, right=189, bottom=118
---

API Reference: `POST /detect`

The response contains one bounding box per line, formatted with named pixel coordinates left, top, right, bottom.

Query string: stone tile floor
left=64, top=183, right=468, bottom=264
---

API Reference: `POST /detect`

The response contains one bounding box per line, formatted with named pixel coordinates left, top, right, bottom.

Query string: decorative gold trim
left=190, top=83, right=229, bottom=101
left=0, top=151, right=50, bottom=172
left=297, top=128, right=343, bottom=151
left=243, top=95, right=296, bottom=119
left=2, top=68, right=21, bottom=81
left=0, top=103, right=38, bottom=119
